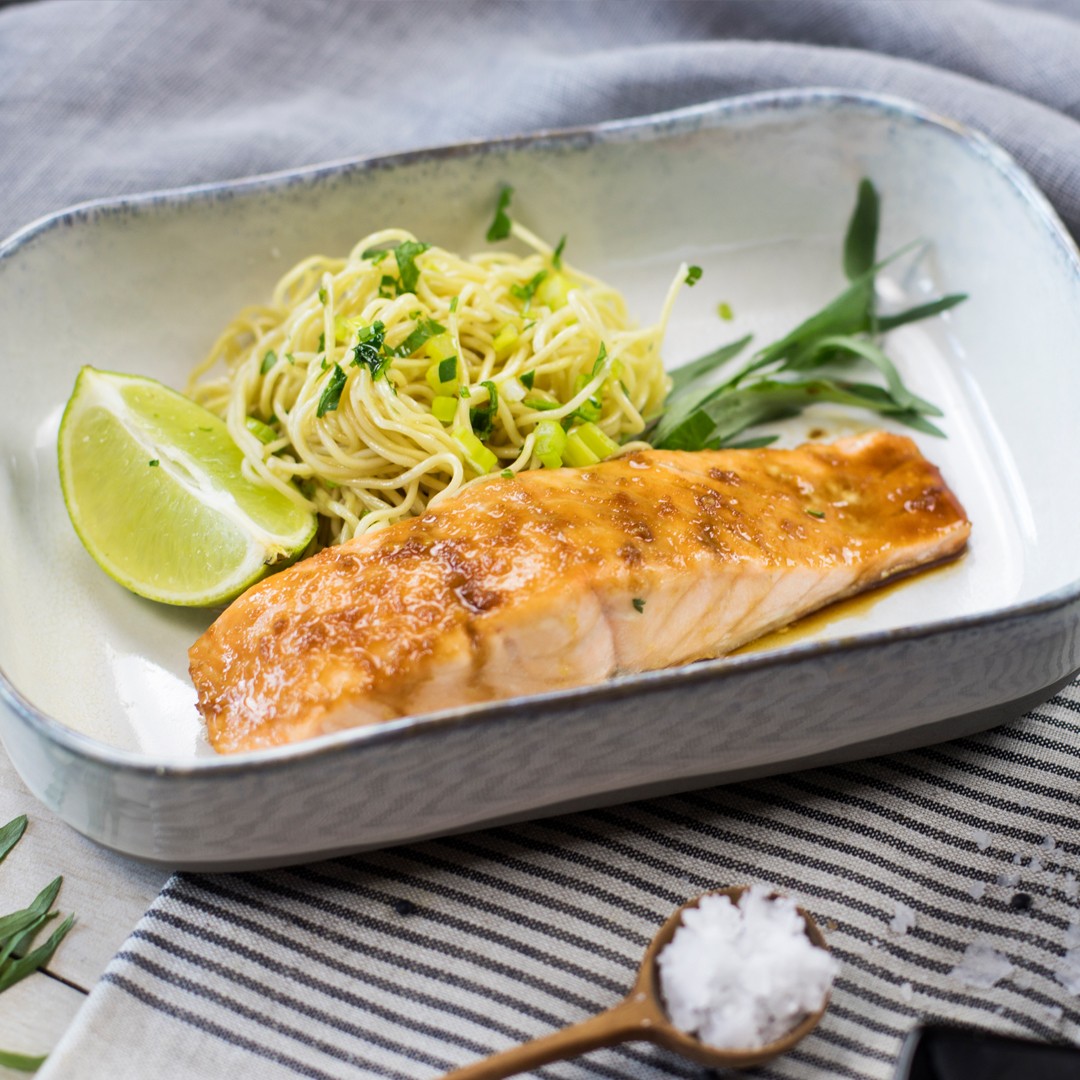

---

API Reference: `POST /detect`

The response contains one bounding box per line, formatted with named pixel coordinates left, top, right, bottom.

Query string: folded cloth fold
left=6, top=1, right=1080, bottom=1077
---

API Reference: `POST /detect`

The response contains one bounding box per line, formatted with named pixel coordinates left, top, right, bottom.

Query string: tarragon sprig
left=0, top=815, right=76, bottom=1072
left=648, top=179, right=968, bottom=451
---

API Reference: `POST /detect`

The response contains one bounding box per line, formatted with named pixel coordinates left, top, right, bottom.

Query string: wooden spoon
left=440, top=886, right=830, bottom=1080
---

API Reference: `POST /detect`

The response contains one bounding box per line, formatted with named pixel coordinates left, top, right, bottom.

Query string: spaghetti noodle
left=188, top=220, right=686, bottom=547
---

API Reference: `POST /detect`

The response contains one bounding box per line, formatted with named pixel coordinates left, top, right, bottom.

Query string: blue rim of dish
left=2, top=86, right=1079, bottom=777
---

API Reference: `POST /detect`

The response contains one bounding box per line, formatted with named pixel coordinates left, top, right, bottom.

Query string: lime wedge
left=58, top=366, right=316, bottom=606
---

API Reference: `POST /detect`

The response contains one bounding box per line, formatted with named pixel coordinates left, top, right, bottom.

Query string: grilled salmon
left=191, top=432, right=971, bottom=753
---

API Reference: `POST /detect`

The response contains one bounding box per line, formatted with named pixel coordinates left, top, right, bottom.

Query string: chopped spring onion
left=492, top=324, right=519, bottom=359
left=574, top=421, right=619, bottom=460
left=535, top=420, right=567, bottom=469
left=245, top=417, right=278, bottom=444
left=453, top=427, right=498, bottom=474
left=562, top=430, right=600, bottom=468
left=431, top=395, right=458, bottom=423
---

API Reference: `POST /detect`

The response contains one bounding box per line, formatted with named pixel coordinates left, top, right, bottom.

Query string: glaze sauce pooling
left=190, top=432, right=971, bottom=753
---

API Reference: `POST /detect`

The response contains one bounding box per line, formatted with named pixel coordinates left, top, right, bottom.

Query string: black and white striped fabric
left=9, top=1, right=1080, bottom=1076
left=41, top=682, right=1080, bottom=1079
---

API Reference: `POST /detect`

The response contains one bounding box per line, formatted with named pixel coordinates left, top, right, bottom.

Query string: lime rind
left=58, top=367, right=317, bottom=606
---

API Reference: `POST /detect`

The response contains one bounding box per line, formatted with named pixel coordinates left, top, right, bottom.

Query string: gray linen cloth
left=3, top=1, right=1080, bottom=1076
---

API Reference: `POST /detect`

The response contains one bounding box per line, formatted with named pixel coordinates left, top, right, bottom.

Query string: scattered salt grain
left=1012, top=852, right=1024, bottom=866
left=657, top=887, right=838, bottom=1050
left=967, top=881, right=986, bottom=901
left=997, top=871, right=1020, bottom=888
left=899, top=981, right=913, bottom=1002
left=1029, top=856, right=1043, bottom=874
left=889, top=901, right=917, bottom=936
left=1064, top=873, right=1079, bottom=900
left=948, top=939, right=1014, bottom=989
left=970, top=828, right=991, bottom=852
left=1065, top=923, right=1080, bottom=949
left=1041, top=836, right=1057, bottom=853
left=1048, top=1005, right=1064, bottom=1024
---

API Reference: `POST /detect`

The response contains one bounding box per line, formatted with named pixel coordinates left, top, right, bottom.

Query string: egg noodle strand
left=188, top=224, right=686, bottom=547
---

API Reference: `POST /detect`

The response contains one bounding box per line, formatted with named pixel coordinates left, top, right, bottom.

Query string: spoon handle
left=440, top=993, right=659, bottom=1080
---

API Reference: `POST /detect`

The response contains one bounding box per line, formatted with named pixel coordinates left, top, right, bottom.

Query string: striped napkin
left=40, top=682, right=1080, bottom=1079
left=7, top=1, right=1080, bottom=1077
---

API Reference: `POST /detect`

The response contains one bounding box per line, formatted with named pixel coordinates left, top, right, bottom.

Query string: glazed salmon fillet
left=190, top=432, right=970, bottom=753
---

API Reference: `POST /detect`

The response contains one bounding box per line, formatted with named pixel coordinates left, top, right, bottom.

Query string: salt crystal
left=1042, top=836, right=1057, bottom=852
left=899, top=981, right=913, bottom=1002
left=997, top=871, right=1020, bottom=888
left=1012, top=853, right=1024, bottom=866
left=967, top=881, right=986, bottom=901
left=948, top=939, right=1014, bottom=989
left=1065, top=923, right=1080, bottom=949
left=1064, top=873, right=1079, bottom=900
left=1030, top=857, right=1043, bottom=874
left=657, top=887, right=838, bottom=1050
left=1056, top=950, right=1080, bottom=995
left=971, top=828, right=991, bottom=852
left=890, top=901, right=917, bottom=935
left=1048, top=1005, right=1064, bottom=1023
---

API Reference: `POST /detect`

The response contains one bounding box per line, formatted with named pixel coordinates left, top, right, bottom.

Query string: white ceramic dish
left=2, top=89, right=1079, bottom=869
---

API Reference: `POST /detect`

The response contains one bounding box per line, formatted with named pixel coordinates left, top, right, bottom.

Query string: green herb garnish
left=394, top=240, right=430, bottom=295
left=685, top=265, right=703, bottom=287
left=148, top=459, right=159, bottom=467
left=501, top=469, right=514, bottom=479
left=717, top=302, right=734, bottom=321
left=470, top=380, right=500, bottom=439
left=438, top=356, right=457, bottom=384
left=521, top=370, right=535, bottom=390
left=806, top=509, right=826, bottom=519
left=486, top=184, right=514, bottom=242
left=317, top=364, right=348, bottom=417
left=0, top=815, right=75, bottom=1069
left=449, top=296, right=459, bottom=313
left=389, top=317, right=446, bottom=359
left=260, top=350, right=278, bottom=375
left=552, top=234, right=567, bottom=269
left=632, top=598, right=646, bottom=613
left=351, top=320, right=388, bottom=378
left=317, top=287, right=328, bottom=305
left=647, top=179, right=965, bottom=451
left=511, top=270, right=548, bottom=310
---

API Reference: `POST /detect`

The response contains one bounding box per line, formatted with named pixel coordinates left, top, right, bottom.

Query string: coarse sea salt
left=889, top=901, right=917, bottom=935
left=657, top=887, right=838, bottom=1050
left=948, top=939, right=1014, bottom=989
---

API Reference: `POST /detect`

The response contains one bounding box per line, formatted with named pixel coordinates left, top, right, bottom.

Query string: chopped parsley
left=388, top=317, right=446, bottom=359
left=317, top=287, right=328, bottom=305
left=148, top=459, right=159, bottom=467
left=511, top=269, right=547, bottom=309
left=717, top=301, right=734, bottom=321
left=469, top=379, right=499, bottom=438
left=632, top=598, right=646, bottom=613
left=806, top=508, right=826, bottom=519
left=394, top=240, right=430, bottom=295
left=260, top=349, right=278, bottom=374
left=501, top=469, right=514, bottom=479
left=361, top=245, right=392, bottom=264
left=552, top=234, right=567, bottom=269
left=317, top=364, right=348, bottom=417
left=449, top=296, right=459, bottom=313
left=685, top=265, right=703, bottom=287
left=351, top=320, right=389, bottom=378
left=521, top=370, right=535, bottom=390
left=317, top=331, right=325, bottom=352
left=438, top=356, right=457, bottom=384
left=486, top=184, right=514, bottom=242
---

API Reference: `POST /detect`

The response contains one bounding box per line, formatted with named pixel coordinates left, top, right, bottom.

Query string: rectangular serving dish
left=3, top=89, right=1080, bottom=869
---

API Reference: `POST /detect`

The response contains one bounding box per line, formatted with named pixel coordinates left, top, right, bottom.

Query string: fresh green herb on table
left=0, top=814, right=75, bottom=1072
left=647, top=179, right=967, bottom=450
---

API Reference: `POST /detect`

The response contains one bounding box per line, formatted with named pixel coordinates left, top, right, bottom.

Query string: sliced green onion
left=453, top=428, right=498, bottom=474
left=431, top=395, right=458, bottom=423
left=245, top=417, right=278, bottom=444
left=492, top=323, right=519, bottom=359
left=575, top=421, right=619, bottom=460
left=562, top=430, right=600, bottom=468
left=535, top=419, right=567, bottom=469
left=260, top=350, right=278, bottom=375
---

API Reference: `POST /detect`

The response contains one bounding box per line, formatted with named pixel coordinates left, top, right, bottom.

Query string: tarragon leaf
left=844, top=178, right=880, bottom=280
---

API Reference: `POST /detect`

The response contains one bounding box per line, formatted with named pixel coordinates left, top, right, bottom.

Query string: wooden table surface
left=0, top=747, right=168, bottom=1075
